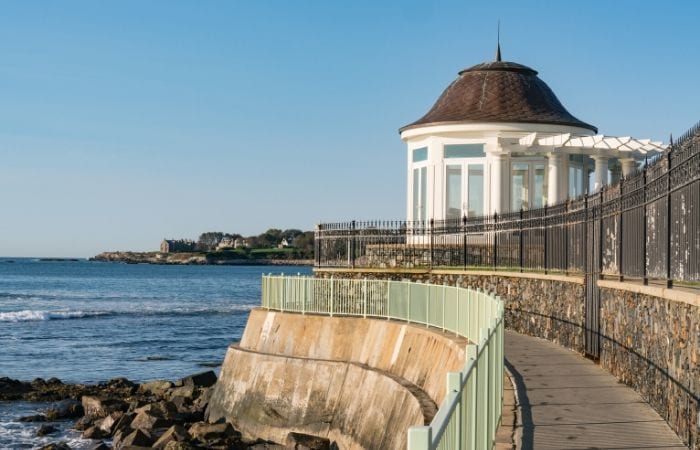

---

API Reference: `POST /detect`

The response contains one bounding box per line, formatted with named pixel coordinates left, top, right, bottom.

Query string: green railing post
left=363, top=277, right=368, bottom=318
left=478, top=327, right=490, bottom=449
left=442, top=284, right=446, bottom=332
left=447, top=371, right=463, bottom=450
left=466, top=344, right=478, bottom=450
left=387, top=279, right=391, bottom=319
left=330, top=276, right=334, bottom=317
left=407, top=426, right=431, bottom=450
left=407, top=282, right=411, bottom=323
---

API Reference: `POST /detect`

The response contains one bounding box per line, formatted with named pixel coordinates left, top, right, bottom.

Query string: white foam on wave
left=0, top=310, right=108, bottom=322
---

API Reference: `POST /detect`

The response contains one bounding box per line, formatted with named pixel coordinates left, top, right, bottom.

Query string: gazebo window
left=444, top=144, right=485, bottom=158
left=467, top=165, right=484, bottom=216
left=412, top=147, right=428, bottom=162
left=412, top=166, right=427, bottom=222
left=511, top=161, right=548, bottom=211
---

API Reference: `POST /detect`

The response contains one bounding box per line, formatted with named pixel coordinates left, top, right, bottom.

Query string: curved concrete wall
left=239, top=308, right=468, bottom=405
left=208, top=347, right=425, bottom=450
left=315, top=268, right=699, bottom=449
left=209, top=309, right=468, bottom=449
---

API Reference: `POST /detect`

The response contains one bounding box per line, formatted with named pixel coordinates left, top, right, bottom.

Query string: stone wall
left=315, top=268, right=699, bottom=449
left=599, top=283, right=700, bottom=448
left=315, top=269, right=586, bottom=354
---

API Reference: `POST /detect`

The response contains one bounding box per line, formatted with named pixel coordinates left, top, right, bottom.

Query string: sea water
left=0, top=258, right=311, bottom=448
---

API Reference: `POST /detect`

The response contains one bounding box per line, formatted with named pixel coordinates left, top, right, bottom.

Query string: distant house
left=277, top=238, right=293, bottom=249
left=234, top=238, right=249, bottom=249
left=217, top=237, right=236, bottom=250
left=160, top=239, right=197, bottom=253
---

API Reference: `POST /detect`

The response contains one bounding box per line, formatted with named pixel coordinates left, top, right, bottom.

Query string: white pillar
left=547, top=153, right=563, bottom=205
left=592, top=156, right=609, bottom=192
left=490, top=155, right=505, bottom=214
left=559, top=154, right=570, bottom=202
left=620, top=158, right=638, bottom=178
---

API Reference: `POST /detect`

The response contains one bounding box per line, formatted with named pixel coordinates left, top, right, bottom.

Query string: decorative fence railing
left=315, top=123, right=700, bottom=287
left=261, top=274, right=505, bottom=450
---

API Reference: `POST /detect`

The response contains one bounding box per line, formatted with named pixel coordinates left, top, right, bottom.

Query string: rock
left=83, top=425, right=107, bottom=439
left=119, top=447, right=153, bottom=450
left=97, top=411, right=123, bottom=434
left=138, top=380, right=173, bottom=397
left=46, top=399, right=84, bottom=419
left=249, top=444, right=285, bottom=450
left=152, top=424, right=187, bottom=449
left=168, top=385, right=195, bottom=400
left=169, top=395, right=192, bottom=412
left=164, top=443, right=197, bottom=450
left=114, top=428, right=153, bottom=448
left=37, top=424, right=59, bottom=436
left=38, top=443, right=72, bottom=450
left=106, top=377, right=136, bottom=389
left=82, top=396, right=129, bottom=418
left=134, top=400, right=178, bottom=419
left=187, top=421, right=238, bottom=441
left=112, top=412, right=136, bottom=435
left=91, top=442, right=110, bottom=450
left=192, top=387, right=212, bottom=411
left=130, top=410, right=173, bottom=433
left=0, top=377, right=32, bottom=399
left=74, top=416, right=95, bottom=431
left=178, top=371, right=217, bottom=388
left=284, top=432, right=331, bottom=450
left=47, top=377, right=63, bottom=385
left=18, top=414, right=48, bottom=422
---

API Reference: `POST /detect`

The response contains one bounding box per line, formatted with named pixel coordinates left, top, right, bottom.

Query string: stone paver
left=506, top=331, right=688, bottom=450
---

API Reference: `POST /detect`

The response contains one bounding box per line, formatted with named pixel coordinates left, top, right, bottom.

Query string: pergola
left=511, top=133, right=667, bottom=201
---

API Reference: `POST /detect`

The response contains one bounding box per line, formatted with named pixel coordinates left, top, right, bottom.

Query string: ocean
left=0, top=258, right=311, bottom=449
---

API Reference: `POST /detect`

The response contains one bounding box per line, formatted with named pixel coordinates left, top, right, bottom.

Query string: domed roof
left=401, top=58, right=597, bottom=133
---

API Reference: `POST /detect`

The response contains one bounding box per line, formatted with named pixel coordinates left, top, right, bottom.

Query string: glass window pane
left=444, top=144, right=485, bottom=158
left=467, top=164, right=483, bottom=217
left=569, top=165, right=583, bottom=198
left=445, top=165, right=462, bottom=220
left=412, top=147, right=428, bottom=162
left=413, top=168, right=420, bottom=221
left=511, top=163, right=529, bottom=211
left=420, top=167, right=427, bottom=221
left=533, top=164, right=546, bottom=208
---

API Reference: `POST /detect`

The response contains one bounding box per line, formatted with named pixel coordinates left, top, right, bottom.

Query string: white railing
left=261, top=274, right=505, bottom=450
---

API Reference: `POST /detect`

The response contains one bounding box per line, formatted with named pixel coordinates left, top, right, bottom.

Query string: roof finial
left=495, top=20, right=502, bottom=62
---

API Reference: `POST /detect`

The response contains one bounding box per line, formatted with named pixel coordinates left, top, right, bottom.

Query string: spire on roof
left=495, top=21, right=502, bottom=62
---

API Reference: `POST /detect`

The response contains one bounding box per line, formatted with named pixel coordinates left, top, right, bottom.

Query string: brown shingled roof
left=401, top=60, right=597, bottom=133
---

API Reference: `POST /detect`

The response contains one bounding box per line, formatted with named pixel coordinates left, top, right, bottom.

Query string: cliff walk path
left=505, top=331, right=688, bottom=450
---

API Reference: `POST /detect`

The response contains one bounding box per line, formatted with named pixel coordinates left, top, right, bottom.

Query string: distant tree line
left=193, top=228, right=314, bottom=257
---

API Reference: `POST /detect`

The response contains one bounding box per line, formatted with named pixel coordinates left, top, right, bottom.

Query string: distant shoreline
left=90, top=251, right=313, bottom=266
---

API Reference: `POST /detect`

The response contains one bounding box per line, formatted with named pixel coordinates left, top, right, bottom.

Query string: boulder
left=114, top=428, right=153, bottom=449
left=178, top=371, right=217, bottom=388
left=169, top=396, right=192, bottom=412
left=82, top=396, right=128, bottom=418
left=168, top=385, right=195, bottom=400
left=46, top=399, right=84, bottom=419
left=106, top=377, right=136, bottom=389
left=152, top=424, right=187, bottom=449
left=38, top=443, right=72, bottom=450
left=46, top=377, right=63, bottom=385
left=74, top=416, right=95, bottom=431
left=112, top=412, right=136, bottom=435
left=0, top=377, right=31, bottom=399
left=19, top=414, right=48, bottom=422
left=188, top=421, right=238, bottom=441
left=130, top=410, right=173, bottom=433
left=82, top=425, right=107, bottom=439
left=91, top=443, right=110, bottom=450
left=97, top=411, right=123, bottom=434
left=134, top=400, right=178, bottom=419
left=192, top=387, right=212, bottom=411
left=164, top=443, right=198, bottom=450
left=284, top=432, right=331, bottom=450
left=138, top=380, right=173, bottom=397
left=37, top=424, right=59, bottom=436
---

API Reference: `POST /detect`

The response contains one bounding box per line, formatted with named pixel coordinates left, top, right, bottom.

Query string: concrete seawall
left=208, top=309, right=468, bottom=449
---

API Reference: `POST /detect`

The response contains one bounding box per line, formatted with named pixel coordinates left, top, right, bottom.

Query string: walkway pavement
left=505, top=331, right=688, bottom=450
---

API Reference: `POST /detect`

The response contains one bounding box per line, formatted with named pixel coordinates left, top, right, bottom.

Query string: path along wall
left=316, top=268, right=700, bottom=449
left=208, top=308, right=468, bottom=449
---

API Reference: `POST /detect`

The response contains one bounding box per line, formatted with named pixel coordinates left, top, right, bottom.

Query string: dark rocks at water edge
left=7, top=371, right=333, bottom=450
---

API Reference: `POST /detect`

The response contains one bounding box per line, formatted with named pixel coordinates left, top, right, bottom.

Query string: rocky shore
left=1, top=373, right=332, bottom=450
left=90, top=252, right=312, bottom=266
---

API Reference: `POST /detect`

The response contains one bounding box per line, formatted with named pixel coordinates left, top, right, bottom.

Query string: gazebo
left=400, top=48, right=666, bottom=222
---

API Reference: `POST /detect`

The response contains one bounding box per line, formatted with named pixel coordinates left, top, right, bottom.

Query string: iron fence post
left=463, top=215, right=468, bottom=269
left=666, top=149, right=673, bottom=288
left=519, top=208, right=524, bottom=272
left=350, top=220, right=356, bottom=269
left=429, top=218, right=434, bottom=268
left=493, top=213, right=498, bottom=270
left=618, top=178, right=624, bottom=282
left=543, top=205, right=548, bottom=274
left=643, top=163, right=649, bottom=285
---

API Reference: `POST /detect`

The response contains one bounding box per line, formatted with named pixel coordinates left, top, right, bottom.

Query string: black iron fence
left=315, top=122, right=700, bottom=287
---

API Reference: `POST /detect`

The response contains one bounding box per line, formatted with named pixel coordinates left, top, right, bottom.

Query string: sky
left=1, top=1, right=698, bottom=257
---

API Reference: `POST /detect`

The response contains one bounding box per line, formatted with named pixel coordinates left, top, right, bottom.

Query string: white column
left=490, top=154, right=505, bottom=214
left=620, top=158, right=638, bottom=178
left=547, top=153, right=563, bottom=205
left=559, top=154, right=570, bottom=202
left=592, top=156, right=609, bottom=192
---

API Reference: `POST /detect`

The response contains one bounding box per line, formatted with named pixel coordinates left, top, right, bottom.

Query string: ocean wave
left=0, top=305, right=257, bottom=322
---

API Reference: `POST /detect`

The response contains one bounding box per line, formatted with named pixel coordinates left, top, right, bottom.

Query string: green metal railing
left=261, top=274, right=505, bottom=450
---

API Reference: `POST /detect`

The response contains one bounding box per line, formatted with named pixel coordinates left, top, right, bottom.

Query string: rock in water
left=82, top=396, right=129, bottom=418
left=151, top=424, right=187, bottom=449
left=46, top=399, right=84, bottom=419
left=19, top=414, right=48, bottom=422
left=138, top=380, right=173, bottom=398
left=114, top=428, right=153, bottom=448
left=178, top=371, right=217, bottom=388
left=82, top=425, right=107, bottom=439
left=284, top=432, right=331, bottom=450
left=38, top=443, right=72, bottom=450
left=36, top=424, right=59, bottom=436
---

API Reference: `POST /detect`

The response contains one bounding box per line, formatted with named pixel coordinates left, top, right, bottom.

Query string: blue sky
left=1, top=1, right=698, bottom=257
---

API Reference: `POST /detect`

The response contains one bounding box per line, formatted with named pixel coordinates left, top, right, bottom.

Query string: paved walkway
left=505, top=331, right=688, bottom=450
